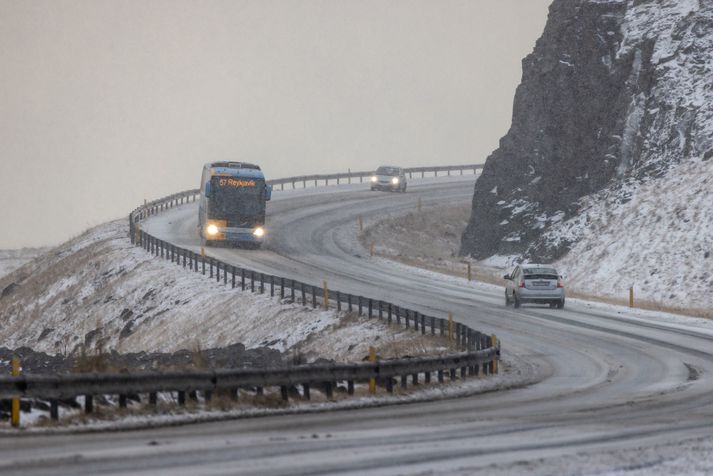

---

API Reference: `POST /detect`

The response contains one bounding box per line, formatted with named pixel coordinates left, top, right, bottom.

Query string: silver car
left=370, top=166, right=407, bottom=192
left=504, top=264, right=565, bottom=309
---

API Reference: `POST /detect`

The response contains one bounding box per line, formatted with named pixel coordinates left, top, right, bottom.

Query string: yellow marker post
left=370, top=242, right=375, bottom=257
left=368, top=346, right=377, bottom=394
left=448, top=313, right=454, bottom=341
left=11, top=355, right=20, bottom=428
left=134, top=223, right=141, bottom=244
left=467, top=263, right=472, bottom=282
left=323, top=280, right=329, bottom=311
left=358, top=216, right=363, bottom=232
left=491, top=334, right=499, bottom=374
left=629, top=287, right=634, bottom=308
left=200, top=247, right=206, bottom=258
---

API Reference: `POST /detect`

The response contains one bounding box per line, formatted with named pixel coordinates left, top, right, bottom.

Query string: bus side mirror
left=265, top=184, right=272, bottom=201
left=204, top=182, right=212, bottom=198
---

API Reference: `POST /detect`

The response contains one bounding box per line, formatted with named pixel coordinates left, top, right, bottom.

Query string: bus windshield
left=210, top=176, right=264, bottom=216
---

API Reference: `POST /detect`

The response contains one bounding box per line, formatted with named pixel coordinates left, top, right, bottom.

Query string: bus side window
left=265, top=184, right=272, bottom=201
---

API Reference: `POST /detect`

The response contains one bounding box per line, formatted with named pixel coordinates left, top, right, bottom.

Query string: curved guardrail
left=1, top=164, right=495, bottom=422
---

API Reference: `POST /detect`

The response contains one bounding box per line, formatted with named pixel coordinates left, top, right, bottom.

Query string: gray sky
left=0, top=0, right=551, bottom=249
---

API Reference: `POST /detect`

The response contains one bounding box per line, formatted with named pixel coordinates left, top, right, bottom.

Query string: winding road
left=2, top=176, right=713, bottom=475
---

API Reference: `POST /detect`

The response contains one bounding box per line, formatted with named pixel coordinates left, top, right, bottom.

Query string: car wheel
left=549, top=302, right=557, bottom=308
left=513, top=295, right=521, bottom=308
left=505, top=291, right=511, bottom=306
left=557, top=298, right=565, bottom=309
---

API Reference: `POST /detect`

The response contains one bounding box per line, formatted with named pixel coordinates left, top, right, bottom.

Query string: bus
left=198, top=161, right=272, bottom=248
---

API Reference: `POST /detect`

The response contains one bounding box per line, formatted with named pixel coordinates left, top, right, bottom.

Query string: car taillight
left=519, top=281, right=525, bottom=288
left=557, top=279, right=564, bottom=288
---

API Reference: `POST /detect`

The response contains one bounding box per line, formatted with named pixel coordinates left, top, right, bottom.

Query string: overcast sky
left=0, top=0, right=551, bottom=249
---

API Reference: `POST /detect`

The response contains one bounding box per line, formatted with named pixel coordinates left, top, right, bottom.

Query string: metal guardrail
left=1, top=165, right=495, bottom=422
left=267, top=164, right=483, bottom=190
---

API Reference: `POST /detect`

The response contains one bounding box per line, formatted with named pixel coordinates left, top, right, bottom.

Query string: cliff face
left=461, top=0, right=713, bottom=261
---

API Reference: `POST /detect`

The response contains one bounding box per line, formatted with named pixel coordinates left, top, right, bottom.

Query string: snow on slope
left=537, top=0, right=713, bottom=311
left=0, top=220, right=441, bottom=362
left=553, top=156, right=713, bottom=311
left=0, top=248, right=46, bottom=279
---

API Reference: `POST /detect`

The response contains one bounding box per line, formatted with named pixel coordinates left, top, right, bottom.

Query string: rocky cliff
left=461, top=0, right=713, bottom=263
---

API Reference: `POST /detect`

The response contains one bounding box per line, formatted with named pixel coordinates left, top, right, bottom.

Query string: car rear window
left=523, top=268, right=558, bottom=280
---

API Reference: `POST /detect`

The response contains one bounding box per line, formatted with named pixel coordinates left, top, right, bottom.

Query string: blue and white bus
left=198, top=162, right=272, bottom=248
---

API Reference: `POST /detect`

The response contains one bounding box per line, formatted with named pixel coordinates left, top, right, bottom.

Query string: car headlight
left=370, top=176, right=378, bottom=183
left=206, top=224, right=219, bottom=236
left=391, top=177, right=399, bottom=185
left=253, top=227, right=265, bottom=237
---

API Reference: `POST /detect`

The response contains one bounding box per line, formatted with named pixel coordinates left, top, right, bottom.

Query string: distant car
left=504, top=264, right=565, bottom=309
left=370, top=166, right=407, bottom=192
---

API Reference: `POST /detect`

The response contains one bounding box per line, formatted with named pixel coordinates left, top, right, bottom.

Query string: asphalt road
left=3, top=177, right=713, bottom=475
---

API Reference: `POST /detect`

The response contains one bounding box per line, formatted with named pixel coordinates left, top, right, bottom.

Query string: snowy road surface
left=3, top=177, right=713, bottom=475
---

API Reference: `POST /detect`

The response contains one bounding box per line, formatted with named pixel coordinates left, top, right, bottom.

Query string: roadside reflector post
left=358, top=216, right=363, bottom=232
left=629, top=287, right=634, bottom=308
left=370, top=242, right=375, bottom=257
left=417, top=196, right=422, bottom=212
left=467, top=262, right=472, bottom=282
left=491, top=334, right=499, bottom=374
left=368, top=346, right=377, bottom=394
left=200, top=247, right=205, bottom=258
left=323, top=280, right=329, bottom=311
left=448, top=313, right=454, bottom=341
left=11, top=355, right=20, bottom=428
left=134, top=223, right=141, bottom=245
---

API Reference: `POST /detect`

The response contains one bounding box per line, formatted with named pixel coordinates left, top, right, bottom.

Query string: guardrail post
left=347, top=380, right=354, bottom=395
left=467, top=262, right=472, bottom=282
left=400, top=375, right=407, bottom=389
left=368, top=346, right=377, bottom=395
left=323, top=280, right=329, bottom=310
left=413, top=310, right=418, bottom=331
left=271, top=275, right=275, bottom=297
left=420, top=314, right=425, bottom=335
left=348, top=294, right=352, bottom=312
left=291, top=280, right=295, bottom=302
left=386, top=377, right=394, bottom=393
left=251, top=271, right=255, bottom=292
left=388, top=305, right=394, bottom=324
left=303, top=384, right=311, bottom=400
left=431, top=316, right=435, bottom=335
left=449, top=368, right=457, bottom=380
left=178, top=391, right=186, bottom=405
left=311, top=285, right=317, bottom=308
left=301, top=283, right=306, bottom=304
left=50, top=400, right=59, bottom=420
left=358, top=296, right=363, bottom=316
left=448, top=313, right=454, bottom=340
left=396, top=307, right=401, bottom=325
left=260, top=273, right=265, bottom=294
left=149, top=392, right=157, bottom=406
left=438, top=370, right=444, bottom=383
left=209, top=258, right=214, bottom=278
left=405, top=309, right=409, bottom=329
left=280, top=386, right=289, bottom=402
left=232, top=267, right=236, bottom=289
left=324, top=382, right=333, bottom=399
left=424, top=371, right=431, bottom=384
left=241, top=269, right=246, bottom=290
left=378, top=302, right=382, bottom=319
left=11, top=355, right=20, bottom=428
left=412, top=373, right=418, bottom=385
left=280, top=277, right=285, bottom=298
left=491, top=334, right=499, bottom=374
left=223, top=264, right=227, bottom=285
left=85, top=395, right=94, bottom=414
left=336, top=291, right=341, bottom=311
left=119, top=394, right=127, bottom=409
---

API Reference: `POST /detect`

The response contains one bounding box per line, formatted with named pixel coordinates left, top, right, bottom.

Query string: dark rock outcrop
left=461, top=0, right=713, bottom=261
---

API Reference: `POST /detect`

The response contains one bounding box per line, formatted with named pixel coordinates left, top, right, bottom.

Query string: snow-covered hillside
left=0, top=248, right=46, bottom=279
left=462, top=0, right=712, bottom=312
left=0, top=221, right=445, bottom=362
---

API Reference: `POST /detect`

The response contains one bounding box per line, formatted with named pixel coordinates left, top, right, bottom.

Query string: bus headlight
left=206, top=224, right=219, bottom=236
left=253, top=227, right=265, bottom=237
left=391, top=177, right=400, bottom=185
left=370, top=176, right=378, bottom=183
